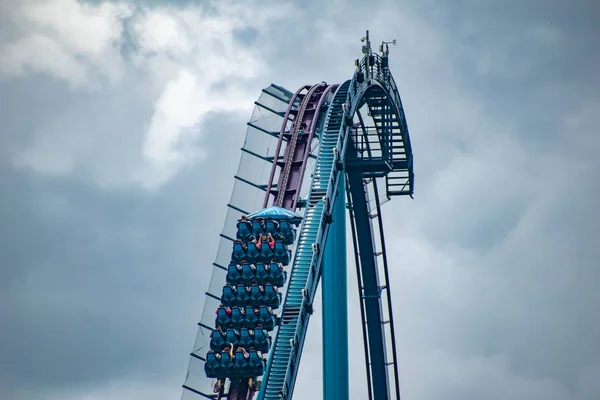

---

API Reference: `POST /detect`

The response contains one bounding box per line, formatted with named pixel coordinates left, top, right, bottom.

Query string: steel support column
left=322, top=173, right=348, bottom=400
left=347, top=147, right=391, bottom=400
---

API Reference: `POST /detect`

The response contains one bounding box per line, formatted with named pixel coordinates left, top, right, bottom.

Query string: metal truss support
left=347, top=145, right=391, bottom=400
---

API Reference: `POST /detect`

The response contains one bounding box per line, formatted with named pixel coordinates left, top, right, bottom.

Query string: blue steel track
left=182, top=31, right=414, bottom=400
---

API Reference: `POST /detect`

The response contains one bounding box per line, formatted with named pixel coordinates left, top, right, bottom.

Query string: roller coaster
left=182, top=31, right=414, bottom=400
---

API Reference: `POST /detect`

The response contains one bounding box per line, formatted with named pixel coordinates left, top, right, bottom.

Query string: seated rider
left=255, top=234, right=265, bottom=249
left=259, top=233, right=271, bottom=250
left=266, top=233, right=276, bottom=249
left=236, top=215, right=252, bottom=241
left=223, top=344, right=233, bottom=358
left=244, top=345, right=259, bottom=390
left=233, top=239, right=247, bottom=250
left=239, top=215, right=251, bottom=228
left=210, top=350, right=223, bottom=393
left=215, top=305, right=232, bottom=316
left=268, top=218, right=280, bottom=230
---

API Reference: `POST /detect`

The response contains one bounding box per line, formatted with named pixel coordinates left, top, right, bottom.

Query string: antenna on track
left=380, top=39, right=396, bottom=56
left=360, top=30, right=373, bottom=78
left=360, top=30, right=372, bottom=56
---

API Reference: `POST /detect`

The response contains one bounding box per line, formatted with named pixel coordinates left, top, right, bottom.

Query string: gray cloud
left=0, top=0, right=598, bottom=399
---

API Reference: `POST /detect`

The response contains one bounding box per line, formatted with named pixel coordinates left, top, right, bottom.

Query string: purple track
left=263, top=83, right=338, bottom=210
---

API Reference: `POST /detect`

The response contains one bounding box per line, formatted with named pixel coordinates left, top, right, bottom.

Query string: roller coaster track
left=258, top=81, right=351, bottom=399
left=274, top=85, right=317, bottom=206
left=265, top=84, right=338, bottom=210
left=182, top=33, right=414, bottom=400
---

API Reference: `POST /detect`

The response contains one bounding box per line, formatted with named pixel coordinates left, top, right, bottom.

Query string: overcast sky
left=1, top=0, right=599, bottom=399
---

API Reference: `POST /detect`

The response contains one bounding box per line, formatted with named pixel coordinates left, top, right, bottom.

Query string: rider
left=213, top=344, right=234, bottom=393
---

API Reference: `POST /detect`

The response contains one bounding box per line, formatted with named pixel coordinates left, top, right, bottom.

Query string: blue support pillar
left=322, top=173, right=349, bottom=400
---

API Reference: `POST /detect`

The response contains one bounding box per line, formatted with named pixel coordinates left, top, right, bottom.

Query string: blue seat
left=255, top=263, right=269, bottom=284
left=221, top=285, right=236, bottom=306
left=231, top=242, right=246, bottom=263
left=230, top=307, right=245, bottom=328
left=251, top=220, right=265, bottom=237
left=259, top=242, right=274, bottom=263
left=249, top=285, right=263, bottom=308
left=240, top=263, right=255, bottom=285
left=220, top=351, right=234, bottom=376
left=205, top=351, right=220, bottom=378
left=278, top=220, right=295, bottom=245
left=226, top=264, right=242, bottom=285
left=235, top=285, right=249, bottom=305
left=239, top=328, right=253, bottom=349
left=268, top=263, right=285, bottom=287
left=234, top=349, right=250, bottom=376
left=258, top=306, right=275, bottom=331
left=210, top=329, right=227, bottom=352
left=236, top=220, right=252, bottom=242
left=225, top=329, right=240, bottom=348
left=215, top=307, right=231, bottom=330
left=265, top=220, right=279, bottom=236
left=248, top=351, right=265, bottom=376
left=245, top=306, right=258, bottom=328
left=258, top=286, right=269, bottom=306
left=246, top=242, right=260, bottom=263
left=253, top=329, right=270, bottom=353
left=272, top=241, right=290, bottom=265
left=264, top=284, right=281, bottom=308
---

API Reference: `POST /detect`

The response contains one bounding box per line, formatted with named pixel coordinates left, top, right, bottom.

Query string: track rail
left=265, top=84, right=335, bottom=210
left=274, top=85, right=319, bottom=206
left=258, top=81, right=351, bottom=400
left=264, top=85, right=310, bottom=208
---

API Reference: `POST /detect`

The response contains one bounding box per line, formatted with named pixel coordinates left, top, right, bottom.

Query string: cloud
left=0, top=0, right=132, bottom=87
left=1, top=0, right=599, bottom=400
left=1, top=0, right=287, bottom=190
